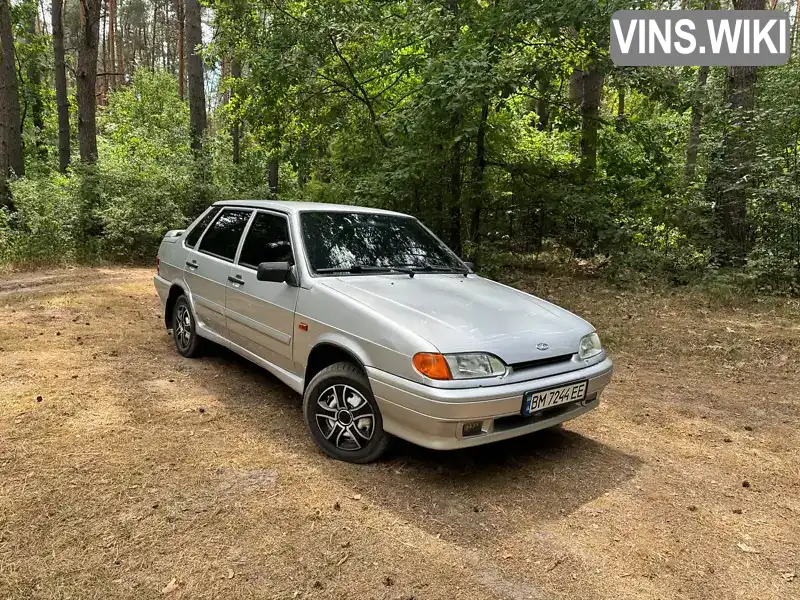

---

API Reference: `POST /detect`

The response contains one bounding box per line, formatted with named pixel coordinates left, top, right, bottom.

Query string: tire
left=303, top=361, right=391, bottom=463
left=171, top=295, right=202, bottom=358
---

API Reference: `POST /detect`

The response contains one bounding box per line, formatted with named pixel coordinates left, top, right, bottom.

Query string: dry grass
left=0, top=267, right=798, bottom=600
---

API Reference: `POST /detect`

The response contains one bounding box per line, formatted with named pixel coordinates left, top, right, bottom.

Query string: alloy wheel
left=314, top=384, right=375, bottom=451
left=174, top=303, right=192, bottom=351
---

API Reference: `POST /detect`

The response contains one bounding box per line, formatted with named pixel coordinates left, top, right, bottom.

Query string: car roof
left=214, top=200, right=411, bottom=218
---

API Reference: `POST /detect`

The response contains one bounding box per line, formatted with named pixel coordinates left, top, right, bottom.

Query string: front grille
left=509, top=353, right=574, bottom=372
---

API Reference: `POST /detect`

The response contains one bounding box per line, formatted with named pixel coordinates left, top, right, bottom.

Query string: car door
left=225, top=210, right=300, bottom=373
left=184, top=207, right=252, bottom=339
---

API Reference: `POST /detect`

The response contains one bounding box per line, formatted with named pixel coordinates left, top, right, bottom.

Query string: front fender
left=311, top=331, right=373, bottom=369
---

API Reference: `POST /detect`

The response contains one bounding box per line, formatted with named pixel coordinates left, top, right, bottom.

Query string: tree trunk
left=714, top=61, right=758, bottom=264
left=684, top=65, right=709, bottom=185
left=794, top=0, right=800, bottom=55
left=579, top=68, right=604, bottom=178
left=297, top=136, right=307, bottom=188
left=569, top=68, right=583, bottom=105
left=0, top=0, right=25, bottom=180
left=116, top=11, right=124, bottom=83
left=176, top=0, right=184, bottom=99
left=100, top=0, right=107, bottom=104
left=268, top=158, right=278, bottom=195
left=708, top=0, right=764, bottom=265
left=77, top=0, right=101, bottom=163
left=220, top=55, right=230, bottom=105
left=162, top=0, right=169, bottom=74
left=37, top=0, right=48, bottom=35
left=470, top=101, right=489, bottom=253
left=108, top=0, right=117, bottom=88
left=26, top=14, right=46, bottom=159
left=445, top=0, right=462, bottom=255
left=53, top=0, right=70, bottom=172
left=684, top=0, right=717, bottom=184
left=150, top=0, right=157, bottom=70
left=231, top=57, right=241, bottom=164
left=616, top=85, right=625, bottom=131
left=449, top=134, right=463, bottom=256
left=185, top=0, right=206, bottom=153
left=139, top=24, right=145, bottom=69
left=536, top=76, right=549, bottom=131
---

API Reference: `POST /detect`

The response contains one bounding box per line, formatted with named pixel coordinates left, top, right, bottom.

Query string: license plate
left=522, top=381, right=587, bottom=416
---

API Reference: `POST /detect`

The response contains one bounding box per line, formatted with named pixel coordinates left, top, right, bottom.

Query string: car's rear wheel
left=172, top=295, right=202, bottom=358
left=303, top=361, right=391, bottom=463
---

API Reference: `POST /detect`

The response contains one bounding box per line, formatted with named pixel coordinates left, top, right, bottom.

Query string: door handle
left=228, top=275, right=245, bottom=286
left=185, top=260, right=198, bottom=269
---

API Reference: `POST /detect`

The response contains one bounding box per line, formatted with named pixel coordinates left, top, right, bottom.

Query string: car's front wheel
left=171, top=295, right=202, bottom=358
left=303, top=362, right=391, bottom=463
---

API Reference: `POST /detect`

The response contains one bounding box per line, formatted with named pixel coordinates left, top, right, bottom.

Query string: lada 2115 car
left=154, top=201, right=613, bottom=463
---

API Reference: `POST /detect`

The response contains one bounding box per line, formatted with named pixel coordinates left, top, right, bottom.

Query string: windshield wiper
left=316, top=262, right=468, bottom=278
left=394, top=262, right=469, bottom=275
left=316, top=264, right=422, bottom=278
left=316, top=264, right=397, bottom=274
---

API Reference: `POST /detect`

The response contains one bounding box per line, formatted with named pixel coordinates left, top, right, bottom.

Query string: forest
left=0, top=0, right=799, bottom=293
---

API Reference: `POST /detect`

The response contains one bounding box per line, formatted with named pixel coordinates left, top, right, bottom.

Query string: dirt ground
left=0, top=267, right=798, bottom=600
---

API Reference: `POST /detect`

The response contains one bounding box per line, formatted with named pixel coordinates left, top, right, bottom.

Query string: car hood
left=317, top=274, right=593, bottom=364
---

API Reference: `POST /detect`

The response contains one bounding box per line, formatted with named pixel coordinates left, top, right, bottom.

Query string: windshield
left=300, top=211, right=465, bottom=274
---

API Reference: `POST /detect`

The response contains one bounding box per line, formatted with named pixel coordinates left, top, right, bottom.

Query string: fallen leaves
left=4, top=268, right=800, bottom=600
left=737, top=543, right=760, bottom=554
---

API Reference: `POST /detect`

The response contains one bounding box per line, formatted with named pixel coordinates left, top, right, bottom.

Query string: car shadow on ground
left=364, top=429, right=640, bottom=547
left=195, top=341, right=642, bottom=547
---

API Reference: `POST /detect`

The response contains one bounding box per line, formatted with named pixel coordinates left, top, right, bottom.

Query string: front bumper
left=369, top=357, right=613, bottom=450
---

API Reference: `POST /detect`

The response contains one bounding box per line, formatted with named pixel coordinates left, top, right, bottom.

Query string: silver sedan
left=154, top=200, right=613, bottom=463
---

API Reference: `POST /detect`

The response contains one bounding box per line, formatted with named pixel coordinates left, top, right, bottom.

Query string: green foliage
left=93, top=71, right=196, bottom=260
left=13, top=0, right=58, bottom=173
left=2, top=0, right=799, bottom=294
left=4, top=71, right=226, bottom=264
left=1, top=174, right=77, bottom=265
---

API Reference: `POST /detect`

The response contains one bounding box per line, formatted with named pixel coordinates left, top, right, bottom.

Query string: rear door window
left=197, top=209, right=252, bottom=261
left=238, top=212, right=294, bottom=270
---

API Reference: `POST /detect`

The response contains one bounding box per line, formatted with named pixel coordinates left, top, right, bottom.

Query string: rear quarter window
left=197, top=209, right=252, bottom=261
left=184, top=208, right=219, bottom=248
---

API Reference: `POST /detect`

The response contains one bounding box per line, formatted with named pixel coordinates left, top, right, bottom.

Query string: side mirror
left=462, top=261, right=475, bottom=271
left=257, top=261, right=291, bottom=283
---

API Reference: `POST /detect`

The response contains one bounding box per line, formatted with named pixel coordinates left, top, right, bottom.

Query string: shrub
left=1, top=174, right=77, bottom=266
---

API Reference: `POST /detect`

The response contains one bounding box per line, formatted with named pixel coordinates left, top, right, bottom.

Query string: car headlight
left=445, top=353, right=507, bottom=379
left=412, top=352, right=507, bottom=380
left=579, top=332, right=603, bottom=360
